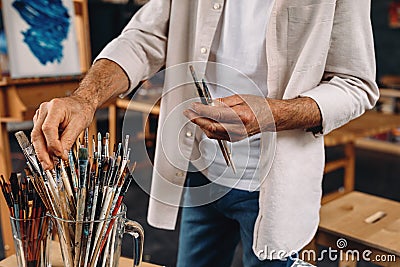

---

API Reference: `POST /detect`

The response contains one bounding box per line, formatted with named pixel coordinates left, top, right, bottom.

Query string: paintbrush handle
left=89, top=187, right=115, bottom=267
left=83, top=184, right=100, bottom=267
left=74, top=188, right=86, bottom=266
left=98, top=196, right=124, bottom=254
left=60, top=168, right=77, bottom=216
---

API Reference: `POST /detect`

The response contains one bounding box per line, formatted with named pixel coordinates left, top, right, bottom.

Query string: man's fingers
left=184, top=109, right=217, bottom=128
left=31, top=103, right=53, bottom=169
left=41, top=101, right=65, bottom=158
left=190, top=102, right=241, bottom=123
left=31, top=96, right=96, bottom=168
left=184, top=109, right=247, bottom=141
left=33, top=109, right=40, bottom=123
left=217, top=94, right=244, bottom=107
left=31, top=129, right=53, bottom=170
left=60, top=123, right=86, bottom=160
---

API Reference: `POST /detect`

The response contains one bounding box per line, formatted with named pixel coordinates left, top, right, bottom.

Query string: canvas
left=2, top=0, right=81, bottom=78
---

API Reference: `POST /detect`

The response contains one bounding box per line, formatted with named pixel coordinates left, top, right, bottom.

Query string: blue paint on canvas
left=12, top=0, right=71, bottom=65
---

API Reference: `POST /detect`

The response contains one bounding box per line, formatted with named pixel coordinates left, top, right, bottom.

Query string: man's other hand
left=183, top=94, right=275, bottom=142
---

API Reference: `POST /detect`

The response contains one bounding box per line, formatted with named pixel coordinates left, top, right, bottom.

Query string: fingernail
left=63, top=150, right=69, bottom=159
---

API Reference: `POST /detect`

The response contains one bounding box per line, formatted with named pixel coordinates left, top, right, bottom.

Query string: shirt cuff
left=300, top=82, right=356, bottom=135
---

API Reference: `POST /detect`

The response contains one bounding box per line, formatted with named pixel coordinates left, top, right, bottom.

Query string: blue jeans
left=177, top=171, right=295, bottom=267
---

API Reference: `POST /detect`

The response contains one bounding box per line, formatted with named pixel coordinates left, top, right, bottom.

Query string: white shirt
left=198, top=0, right=275, bottom=191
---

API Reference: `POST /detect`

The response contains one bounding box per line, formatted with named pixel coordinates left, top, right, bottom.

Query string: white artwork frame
left=2, top=0, right=81, bottom=78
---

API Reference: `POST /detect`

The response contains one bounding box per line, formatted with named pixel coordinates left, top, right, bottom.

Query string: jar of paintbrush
left=11, top=130, right=143, bottom=267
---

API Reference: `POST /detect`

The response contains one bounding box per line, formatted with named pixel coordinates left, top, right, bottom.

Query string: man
left=32, top=1, right=379, bottom=266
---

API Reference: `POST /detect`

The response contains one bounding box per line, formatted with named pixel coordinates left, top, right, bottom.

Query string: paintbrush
left=15, top=131, right=42, bottom=177
left=84, top=128, right=89, bottom=149
left=74, top=146, right=89, bottom=266
left=9, top=173, right=20, bottom=219
left=14, top=132, right=58, bottom=216
left=80, top=150, right=98, bottom=266
left=57, top=160, right=76, bottom=217
left=98, top=174, right=133, bottom=254
left=83, top=152, right=100, bottom=267
left=0, top=175, right=14, bottom=216
left=105, top=133, right=110, bottom=159
left=202, top=78, right=237, bottom=174
left=68, top=150, right=79, bottom=197
left=54, top=168, right=71, bottom=222
left=188, top=67, right=236, bottom=174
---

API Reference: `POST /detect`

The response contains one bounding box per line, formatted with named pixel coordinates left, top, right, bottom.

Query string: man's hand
left=183, top=94, right=322, bottom=141
left=31, top=95, right=96, bottom=170
left=183, top=94, right=275, bottom=142
left=30, top=59, right=130, bottom=170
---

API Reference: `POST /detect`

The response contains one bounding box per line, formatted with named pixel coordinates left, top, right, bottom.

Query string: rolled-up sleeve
left=301, top=0, right=379, bottom=135
left=95, top=0, right=170, bottom=95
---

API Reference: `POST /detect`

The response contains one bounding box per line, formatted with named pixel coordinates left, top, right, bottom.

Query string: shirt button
left=200, top=47, right=208, bottom=54
left=176, top=171, right=185, bottom=177
left=185, top=131, right=193, bottom=137
left=213, top=3, right=221, bottom=10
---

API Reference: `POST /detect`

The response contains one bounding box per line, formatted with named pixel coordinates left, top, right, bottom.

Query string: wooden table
left=0, top=250, right=315, bottom=267
left=323, top=111, right=400, bottom=203
left=318, top=191, right=400, bottom=266
left=0, top=241, right=162, bottom=267
left=0, top=255, right=161, bottom=267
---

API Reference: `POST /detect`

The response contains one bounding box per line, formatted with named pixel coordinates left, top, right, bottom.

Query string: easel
left=0, top=0, right=91, bottom=257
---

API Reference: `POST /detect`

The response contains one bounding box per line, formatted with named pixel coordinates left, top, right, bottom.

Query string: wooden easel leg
left=339, top=250, right=357, bottom=267
left=344, top=143, right=355, bottom=193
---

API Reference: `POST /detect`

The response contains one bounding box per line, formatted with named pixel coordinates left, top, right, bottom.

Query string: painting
left=2, top=0, right=81, bottom=78
left=0, top=14, right=9, bottom=76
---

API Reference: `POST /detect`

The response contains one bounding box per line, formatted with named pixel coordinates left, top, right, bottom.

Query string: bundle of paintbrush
left=15, top=130, right=135, bottom=267
left=0, top=172, right=47, bottom=219
left=0, top=172, right=50, bottom=267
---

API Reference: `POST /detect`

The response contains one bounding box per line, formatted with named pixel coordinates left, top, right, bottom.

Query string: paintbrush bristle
left=15, top=131, right=31, bottom=150
left=78, top=147, right=88, bottom=161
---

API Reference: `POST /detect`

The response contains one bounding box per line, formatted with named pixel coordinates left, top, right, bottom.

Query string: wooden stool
left=317, top=191, right=400, bottom=267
